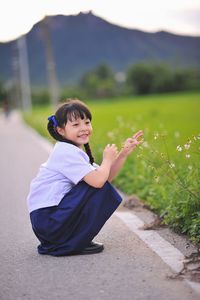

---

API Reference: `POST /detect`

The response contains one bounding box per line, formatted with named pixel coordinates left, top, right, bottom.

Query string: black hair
left=47, top=99, right=94, bottom=164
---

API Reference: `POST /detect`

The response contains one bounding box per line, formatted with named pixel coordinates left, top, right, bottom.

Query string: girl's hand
left=120, top=130, right=144, bottom=157
left=103, top=143, right=118, bottom=164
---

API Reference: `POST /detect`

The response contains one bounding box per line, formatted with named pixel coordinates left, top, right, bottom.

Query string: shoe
left=74, top=241, right=104, bottom=255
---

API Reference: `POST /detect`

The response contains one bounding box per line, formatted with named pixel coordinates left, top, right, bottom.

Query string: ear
left=56, top=126, right=65, bottom=137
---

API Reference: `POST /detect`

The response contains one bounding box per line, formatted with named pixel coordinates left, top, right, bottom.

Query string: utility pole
left=17, top=35, right=32, bottom=112
left=41, top=16, right=59, bottom=108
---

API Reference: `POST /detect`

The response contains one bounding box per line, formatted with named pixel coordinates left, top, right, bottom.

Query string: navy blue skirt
left=30, top=181, right=122, bottom=256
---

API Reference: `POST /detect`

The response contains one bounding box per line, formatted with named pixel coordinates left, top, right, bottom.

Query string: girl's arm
left=108, top=130, right=144, bottom=182
left=83, top=144, right=118, bottom=188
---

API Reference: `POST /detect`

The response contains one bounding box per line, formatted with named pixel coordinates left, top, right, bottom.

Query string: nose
left=80, top=123, right=88, bottom=131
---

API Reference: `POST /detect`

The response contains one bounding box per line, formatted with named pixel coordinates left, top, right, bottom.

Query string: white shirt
left=27, top=142, right=96, bottom=213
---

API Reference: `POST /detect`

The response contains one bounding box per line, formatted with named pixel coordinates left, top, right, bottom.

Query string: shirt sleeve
left=48, top=143, right=96, bottom=184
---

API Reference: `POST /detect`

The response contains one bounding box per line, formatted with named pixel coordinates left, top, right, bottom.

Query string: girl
left=27, top=99, right=143, bottom=256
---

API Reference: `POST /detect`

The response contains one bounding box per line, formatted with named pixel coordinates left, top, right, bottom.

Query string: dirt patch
left=168, top=250, right=200, bottom=283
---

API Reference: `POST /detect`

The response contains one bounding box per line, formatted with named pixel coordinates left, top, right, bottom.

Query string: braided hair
left=47, top=99, right=94, bottom=164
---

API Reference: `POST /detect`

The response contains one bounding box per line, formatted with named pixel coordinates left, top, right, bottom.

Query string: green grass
left=23, top=91, right=200, bottom=243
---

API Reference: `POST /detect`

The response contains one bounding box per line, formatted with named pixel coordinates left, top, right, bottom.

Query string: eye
left=72, top=123, right=79, bottom=127
left=85, top=120, right=91, bottom=124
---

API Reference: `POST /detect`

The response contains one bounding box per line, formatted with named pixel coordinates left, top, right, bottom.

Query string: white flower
left=184, top=143, right=190, bottom=150
left=154, top=132, right=159, bottom=140
left=197, top=134, right=200, bottom=140
left=176, top=145, right=183, bottom=152
left=186, top=154, right=191, bottom=159
left=149, top=190, right=155, bottom=196
left=107, top=131, right=115, bottom=139
left=161, top=153, right=165, bottom=158
left=188, top=165, right=193, bottom=170
left=169, top=163, right=175, bottom=168
left=141, top=141, right=149, bottom=148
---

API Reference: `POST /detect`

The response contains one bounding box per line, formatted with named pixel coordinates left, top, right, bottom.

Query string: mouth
left=78, top=134, right=89, bottom=138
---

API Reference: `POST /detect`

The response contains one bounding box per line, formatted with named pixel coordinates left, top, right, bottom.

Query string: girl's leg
left=31, top=181, right=122, bottom=256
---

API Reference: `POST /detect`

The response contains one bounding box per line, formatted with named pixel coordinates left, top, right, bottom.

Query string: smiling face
left=57, top=116, right=93, bottom=147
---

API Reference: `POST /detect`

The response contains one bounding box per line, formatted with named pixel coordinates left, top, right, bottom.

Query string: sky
left=0, top=0, right=200, bottom=42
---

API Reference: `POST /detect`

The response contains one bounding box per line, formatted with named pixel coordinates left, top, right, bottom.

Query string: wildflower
left=188, top=165, right=193, bottom=170
left=149, top=190, right=155, bottom=196
left=176, top=145, right=183, bottom=152
left=186, top=154, right=190, bottom=159
left=107, top=131, right=115, bottom=139
left=184, top=143, right=190, bottom=150
left=174, top=131, right=180, bottom=138
left=154, top=133, right=159, bottom=140
left=169, top=163, right=175, bottom=168
left=197, top=134, right=200, bottom=140
left=141, top=141, right=149, bottom=148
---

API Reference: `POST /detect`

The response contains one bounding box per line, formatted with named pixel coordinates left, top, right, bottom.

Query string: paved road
left=0, top=112, right=198, bottom=300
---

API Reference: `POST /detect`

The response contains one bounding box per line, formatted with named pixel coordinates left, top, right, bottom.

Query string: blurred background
left=0, top=0, right=199, bottom=109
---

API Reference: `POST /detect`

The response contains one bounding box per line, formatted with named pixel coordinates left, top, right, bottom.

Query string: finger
left=132, top=130, right=144, bottom=139
left=134, top=132, right=144, bottom=140
left=129, top=139, right=143, bottom=149
left=134, top=139, right=144, bottom=147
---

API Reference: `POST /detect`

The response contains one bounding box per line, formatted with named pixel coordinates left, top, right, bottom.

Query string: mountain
left=0, top=11, right=200, bottom=87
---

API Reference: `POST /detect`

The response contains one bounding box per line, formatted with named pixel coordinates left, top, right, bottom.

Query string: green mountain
left=0, top=11, right=199, bottom=87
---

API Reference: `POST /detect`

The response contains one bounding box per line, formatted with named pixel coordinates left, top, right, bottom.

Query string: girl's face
left=57, top=116, right=93, bottom=147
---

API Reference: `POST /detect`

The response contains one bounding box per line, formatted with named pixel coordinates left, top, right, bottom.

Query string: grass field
left=23, top=91, right=200, bottom=243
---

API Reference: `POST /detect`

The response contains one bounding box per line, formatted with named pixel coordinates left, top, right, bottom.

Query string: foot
left=74, top=241, right=104, bottom=255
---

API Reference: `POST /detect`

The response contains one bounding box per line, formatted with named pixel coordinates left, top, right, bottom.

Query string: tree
left=80, top=64, right=116, bottom=98
left=126, top=63, right=200, bottom=95
left=126, top=64, right=156, bottom=94
left=0, top=81, right=6, bottom=104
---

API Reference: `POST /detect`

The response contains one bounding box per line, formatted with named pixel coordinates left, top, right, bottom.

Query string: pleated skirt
left=30, top=181, right=122, bottom=256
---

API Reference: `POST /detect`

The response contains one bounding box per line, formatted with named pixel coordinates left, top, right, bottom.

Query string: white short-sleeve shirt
left=27, top=142, right=97, bottom=213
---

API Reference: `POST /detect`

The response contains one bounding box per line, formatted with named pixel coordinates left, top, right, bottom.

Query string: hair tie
left=48, top=115, right=58, bottom=127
